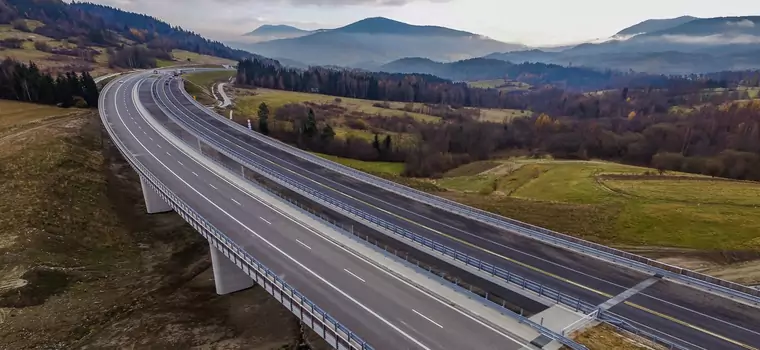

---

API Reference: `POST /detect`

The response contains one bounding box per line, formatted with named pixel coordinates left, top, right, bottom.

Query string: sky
left=77, top=0, right=760, bottom=46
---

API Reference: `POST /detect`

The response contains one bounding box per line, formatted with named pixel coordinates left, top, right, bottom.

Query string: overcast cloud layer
left=68, top=0, right=760, bottom=46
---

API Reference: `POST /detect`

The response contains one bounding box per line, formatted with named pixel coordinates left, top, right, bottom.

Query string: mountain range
left=486, top=16, right=760, bottom=74
left=232, top=15, right=760, bottom=74
left=229, top=17, right=525, bottom=68
left=241, top=24, right=327, bottom=43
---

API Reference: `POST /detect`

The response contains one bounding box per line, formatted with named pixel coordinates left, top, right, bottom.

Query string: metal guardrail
left=170, top=79, right=707, bottom=350
left=99, top=75, right=373, bottom=350
left=151, top=77, right=592, bottom=350
left=177, top=79, right=760, bottom=304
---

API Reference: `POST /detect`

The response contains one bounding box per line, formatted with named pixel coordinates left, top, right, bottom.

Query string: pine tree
left=80, top=71, right=99, bottom=107
left=303, top=108, right=317, bottom=137
left=372, top=133, right=380, bottom=153
left=257, top=102, right=270, bottom=135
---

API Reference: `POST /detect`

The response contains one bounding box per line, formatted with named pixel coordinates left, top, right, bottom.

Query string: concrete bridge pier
left=210, top=243, right=254, bottom=295
left=140, top=175, right=172, bottom=214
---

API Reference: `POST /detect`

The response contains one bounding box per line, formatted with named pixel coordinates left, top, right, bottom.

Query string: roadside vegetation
left=570, top=324, right=654, bottom=350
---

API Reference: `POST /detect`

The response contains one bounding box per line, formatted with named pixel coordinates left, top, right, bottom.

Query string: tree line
left=0, top=58, right=99, bottom=108
left=236, top=59, right=729, bottom=113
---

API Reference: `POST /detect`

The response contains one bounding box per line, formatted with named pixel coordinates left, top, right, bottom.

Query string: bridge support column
left=210, top=243, right=254, bottom=295
left=139, top=175, right=172, bottom=214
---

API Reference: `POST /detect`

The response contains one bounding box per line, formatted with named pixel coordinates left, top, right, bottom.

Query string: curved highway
left=101, top=71, right=540, bottom=350
left=146, top=71, right=760, bottom=350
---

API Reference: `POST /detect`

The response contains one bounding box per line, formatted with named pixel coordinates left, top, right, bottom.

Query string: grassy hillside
left=0, top=99, right=326, bottom=348
left=233, top=88, right=439, bottom=122
left=157, top=50, right=236, bottom=68
left=226, top=87, right=438, bottom=141
left=434, top=158, right=760, bottom=252
left=0, top=19, right=235, bottom=76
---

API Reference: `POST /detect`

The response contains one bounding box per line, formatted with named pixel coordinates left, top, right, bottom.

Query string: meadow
left=433, top=158, right=760, bottom=251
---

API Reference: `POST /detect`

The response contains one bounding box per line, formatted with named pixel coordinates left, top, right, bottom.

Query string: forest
left=0, top=58, right=99, bottom=108
left=238, top=59, right=760, bottom=181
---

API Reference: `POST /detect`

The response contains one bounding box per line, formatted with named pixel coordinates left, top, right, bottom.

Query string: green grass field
left=478, top=108, right=533, bottom=123
left=171, top=50, right=236, bottom=66
left=0, top=100, right=75, bottom=136
left=313, top=152, right=404, bottom=175
left=234, top=88, right=440, bottom=122
left=468, top=79, right=532, bottom=92
left=428, top=159, right=760, bottom=251
left=184, top=70, right=234, bottom=89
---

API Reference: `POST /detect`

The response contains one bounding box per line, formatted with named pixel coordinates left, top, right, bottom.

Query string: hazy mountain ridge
left=616, top=16, right=699, bottom=35
left=245, top=24, right=311, bottom=36
left=380, top=57, right=621, bottom=91
left=234, top=17, right=525, bottom=67
left=483, top=15, right=760, bottom=74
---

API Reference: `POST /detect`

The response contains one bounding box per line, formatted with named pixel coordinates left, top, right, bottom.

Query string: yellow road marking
left=214, top=112, right=756, bottom=350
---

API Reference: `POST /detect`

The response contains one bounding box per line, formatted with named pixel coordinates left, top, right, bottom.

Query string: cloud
left=660, top=33, right=760, bottom=45
left=726, top=19, right=756, bottom=28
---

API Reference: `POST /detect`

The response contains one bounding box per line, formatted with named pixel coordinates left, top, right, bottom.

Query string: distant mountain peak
left=617, top=16, right=699, bottom=35
left=334, top=17, right=475, bottom=37
left=245, top=24, right=308, bottom=36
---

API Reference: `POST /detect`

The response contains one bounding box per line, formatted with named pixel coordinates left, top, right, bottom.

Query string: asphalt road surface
left=102, top=72, right=536, bottom=350
left=148, top=72, right=760, bottom=350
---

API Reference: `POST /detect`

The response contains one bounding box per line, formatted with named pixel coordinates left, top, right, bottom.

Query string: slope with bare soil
left=0, top=100, right=326, bottom=349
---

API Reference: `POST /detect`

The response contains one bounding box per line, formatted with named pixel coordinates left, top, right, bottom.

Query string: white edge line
left=111, top=76, right=434, bottom=350
left=141, top=75, right=534, bottom=348
left=164, top=75, right=760, bottom=339
left=160, top=72, right=760, bottom=341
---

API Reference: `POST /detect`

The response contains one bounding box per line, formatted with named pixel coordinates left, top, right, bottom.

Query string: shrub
left=33, top=40, right=51, bottom=52
left=11, top=19, right=30, bottom=32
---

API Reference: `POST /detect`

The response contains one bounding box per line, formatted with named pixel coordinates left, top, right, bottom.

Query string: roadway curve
left=102, top=71, right=538, bottom=350
left=150, top=72, right=760, bottom=350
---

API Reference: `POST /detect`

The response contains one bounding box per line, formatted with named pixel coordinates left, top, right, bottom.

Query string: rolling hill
left=0, top=0, right=255, bottom=72
left=236, top=17, right=525, bottom=67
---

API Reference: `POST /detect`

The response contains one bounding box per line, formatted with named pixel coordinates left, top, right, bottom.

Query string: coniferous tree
left=303, top=108, right=317, bottom=138
left=257, top=102, right=270, bottom=135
